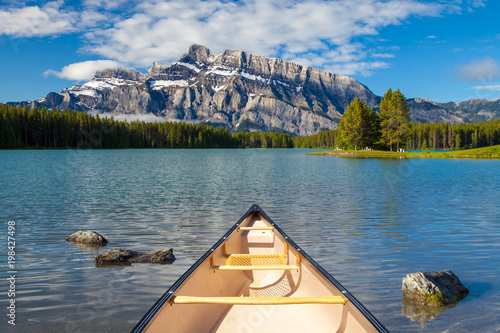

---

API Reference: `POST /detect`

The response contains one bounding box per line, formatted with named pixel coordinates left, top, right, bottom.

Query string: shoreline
left=308, top=145, right=500, bottom=159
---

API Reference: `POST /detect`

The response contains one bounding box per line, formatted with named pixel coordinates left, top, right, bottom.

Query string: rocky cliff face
left=29, top=45, right=381, bottom=136
left=406, top=98, right=466, bottom=123
left=22, top=45, right=500, bottom=135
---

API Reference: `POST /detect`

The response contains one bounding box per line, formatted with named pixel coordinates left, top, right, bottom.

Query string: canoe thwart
left=238, top=226, right=274, bottom=231
left=214, top=265, right=300, bottom=270
left=171, top=296, right=346, bottom=305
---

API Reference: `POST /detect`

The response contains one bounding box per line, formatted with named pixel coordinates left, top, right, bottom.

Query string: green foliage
left=292, top=130, right=338, bottom=148
left=312, top=145, right=500, bottom=159
left=337, top=97, right=379, bottom=150
left=0, top=103, right=293, bottom=149
left=0, top=104, right=234, bottom=149
left=232, top=132, right=293, bottom=148
left=2, top=102, right=499, bottom=151
left=379, top=88, right=411, bottom=151
left=406, top=120, right=500, bottom=150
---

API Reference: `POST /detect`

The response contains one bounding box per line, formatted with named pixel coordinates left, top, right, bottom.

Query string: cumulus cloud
left=325, top=61, right=390, bottom=77
left=44, top=60, right=122, bottom=81
left=0, top=1, right=77, bottom=37
left=0, top=0, right=466, bottom=77
left=83, top=0, right=446, bottom=76
left=455, top=57, right=500, bottom=82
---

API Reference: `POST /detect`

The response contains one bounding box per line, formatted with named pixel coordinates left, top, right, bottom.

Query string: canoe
left=132, top=205, right=388, bottom=333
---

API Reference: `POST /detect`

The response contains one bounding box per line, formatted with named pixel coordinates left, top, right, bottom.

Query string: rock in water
left=66, top=230, right=108, bottom=245
left=94, top=248, right=175, bottom=266
left=402, top=270, right=469, bottom=306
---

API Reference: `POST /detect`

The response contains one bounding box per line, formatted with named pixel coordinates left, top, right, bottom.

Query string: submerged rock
left=94, top=248, right=175, bottom=266
left=66, top=230, right=108, bottom=246
left=402, top=270, right=469, bottom=306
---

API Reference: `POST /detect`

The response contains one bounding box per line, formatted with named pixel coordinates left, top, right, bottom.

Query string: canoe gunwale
left=131, top=204, right=389, bottom=333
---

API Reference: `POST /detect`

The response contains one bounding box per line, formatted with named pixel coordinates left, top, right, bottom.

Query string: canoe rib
left=172, top=296, right=346, bottom=305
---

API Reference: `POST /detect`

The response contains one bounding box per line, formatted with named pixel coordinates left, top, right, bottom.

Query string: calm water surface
left=1, top=149, right=499, bottom=332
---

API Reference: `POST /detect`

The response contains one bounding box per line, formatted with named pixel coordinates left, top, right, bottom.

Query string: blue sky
left=1, top=0, right=499, bottom=103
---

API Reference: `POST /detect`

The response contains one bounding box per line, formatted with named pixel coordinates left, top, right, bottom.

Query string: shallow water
left=1, top=149, right=499, bottom=332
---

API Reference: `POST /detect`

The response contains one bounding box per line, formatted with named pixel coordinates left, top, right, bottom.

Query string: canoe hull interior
left=136, top=207, right=386, bottom=333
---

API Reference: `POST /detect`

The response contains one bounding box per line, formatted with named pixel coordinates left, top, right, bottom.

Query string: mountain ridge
left=11, top=45, right=500, bottom=135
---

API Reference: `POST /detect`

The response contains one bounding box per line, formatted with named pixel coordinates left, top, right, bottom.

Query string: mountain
left=407, top=97, right=500, bottom=123
left=15, top=45, right=500, bottom=135
left=20, top=45, right=380, bottom=136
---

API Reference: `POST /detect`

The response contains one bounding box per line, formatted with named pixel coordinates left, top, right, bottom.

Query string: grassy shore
left=308, top=145, right=500, bottom=159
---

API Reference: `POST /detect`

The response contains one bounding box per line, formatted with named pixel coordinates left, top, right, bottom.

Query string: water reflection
left=402, top=297, right=456, bottom=328
left=70, top=242, right=106, bottom=253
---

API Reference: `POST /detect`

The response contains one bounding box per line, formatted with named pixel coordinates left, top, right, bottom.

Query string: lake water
left=1, top=149, right=499, bottom=332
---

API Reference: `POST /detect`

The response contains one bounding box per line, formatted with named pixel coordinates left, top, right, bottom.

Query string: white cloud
left=470, top=84, right=500, bottom=91
left=0, top=1, right=77, bottom=37
left=0, top=0, right=467, bottom=77
left=44, top=60, right=122, bottom=81
left=469, top=0, right=487, bottom=8
left=83, top=0, right=132, bottom=11
left=87, top=111, right=173, bottom=123
left=325, top=61, right=390, bottom=77
left=372, top=53, right=396, bottom=58
left=83, top=0, right=447, bottom=76
left=455, top=57, right=500, bottom=82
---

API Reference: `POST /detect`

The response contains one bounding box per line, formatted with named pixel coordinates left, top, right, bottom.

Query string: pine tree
left=337, top=97, right=379, bottom=150
left=379, top=88, right=411, bottom=151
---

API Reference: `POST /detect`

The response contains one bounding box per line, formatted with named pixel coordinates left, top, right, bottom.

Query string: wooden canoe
left=132, top=205, right=388, bottom=333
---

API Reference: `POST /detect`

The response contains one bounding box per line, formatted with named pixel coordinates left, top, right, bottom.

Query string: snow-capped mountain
left=26, top=45, right=381, bottom=135
left=18, top=44, right=500, bottom=135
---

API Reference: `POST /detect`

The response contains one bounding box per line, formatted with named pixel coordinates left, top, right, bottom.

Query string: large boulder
left=66, top=230, right=108, bottom=246
left=94, top=248, right=175, bottom=266
left=402, top=270, right=469, bottom=306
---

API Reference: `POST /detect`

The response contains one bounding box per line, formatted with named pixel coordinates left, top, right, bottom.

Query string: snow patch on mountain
left=149, top=80, right=189, bottom=89
left=174, top=62, right=201, bottom=73
left=240, top=71, right=269, bottom=84
left=207, top=66, right=237, bottom=76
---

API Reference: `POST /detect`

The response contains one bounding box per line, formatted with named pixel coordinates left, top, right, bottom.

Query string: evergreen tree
left=337, top=97, right=379, bottom=150
left=379, top=88, right=411, bottom=151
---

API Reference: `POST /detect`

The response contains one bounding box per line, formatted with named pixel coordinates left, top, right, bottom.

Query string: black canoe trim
left=131, top=204, right=389, bottom=333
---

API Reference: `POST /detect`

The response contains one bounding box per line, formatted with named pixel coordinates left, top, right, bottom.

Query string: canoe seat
left=171, top=296, right=346, bottom=305
left=214, top=254, right=300, bottom=270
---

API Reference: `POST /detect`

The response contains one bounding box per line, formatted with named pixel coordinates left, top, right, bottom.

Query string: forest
left=293, top=120, right=500, bottom=149
left=0, top=104, right=292, bottom=149
left=1, top=103, right=499, bottom=150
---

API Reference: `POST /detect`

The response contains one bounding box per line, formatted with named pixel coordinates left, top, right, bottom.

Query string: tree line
left=1, top=102, right=499, bottom=150
left=294, top=88, right=500, bottom=150
left=0, top=104, right=292, bottom=149
left=293, top=119, right=500, bottom=150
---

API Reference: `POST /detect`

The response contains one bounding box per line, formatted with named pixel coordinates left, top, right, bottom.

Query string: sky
left=0, top=0, right=499, bottom=103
